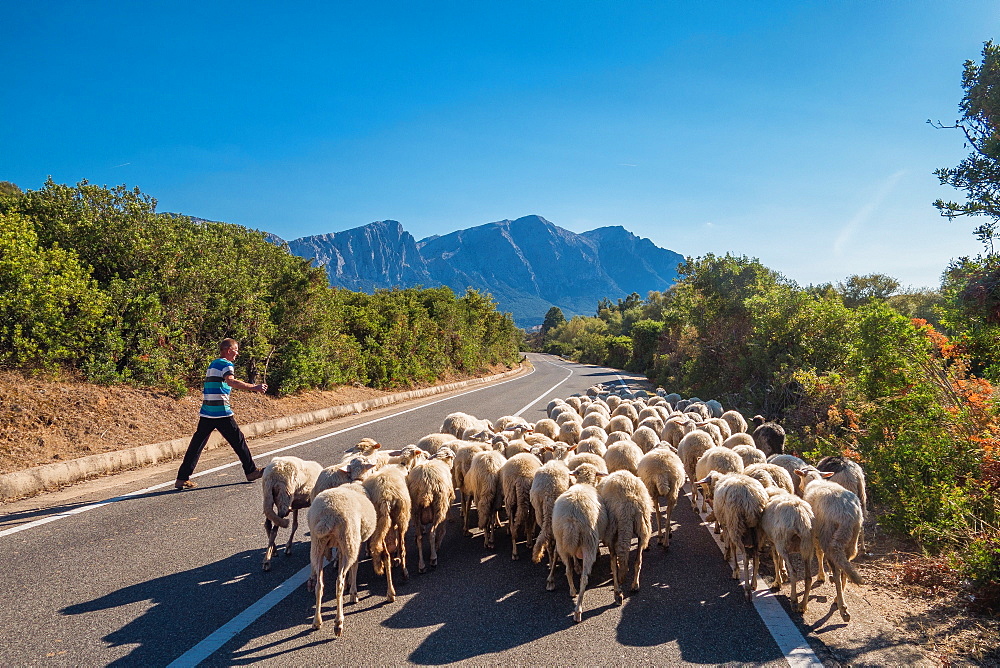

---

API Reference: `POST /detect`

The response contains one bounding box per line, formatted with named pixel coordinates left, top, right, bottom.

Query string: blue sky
left=2, top=2, right=996, bottom=289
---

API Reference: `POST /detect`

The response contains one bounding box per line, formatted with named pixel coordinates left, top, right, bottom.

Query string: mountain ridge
left=277, top=215, right=683, bottom=327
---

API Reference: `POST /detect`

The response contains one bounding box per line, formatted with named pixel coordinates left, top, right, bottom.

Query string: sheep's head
left=695, top=470, right=724, bottom=505
left=433, top=447, right=456, bottom=468
left=347, top=437, right=382, bottom=456
left=341, top=457, right=377, bottom=482
left=569, top=463, right=605, bottom=487
left=794, top=466, right=833, bottom=494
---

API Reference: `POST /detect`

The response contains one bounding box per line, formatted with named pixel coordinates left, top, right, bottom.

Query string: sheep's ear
left=338, top=464, right=350, bottom=474
left=344, top=446, right=358, bottom=453
left=361, top=462, right=377, bottom=472
left=669, top=445, right=679, bottom=454
left=372, top=442, right=382, bottom=450
left=387, top=449, right=404, bottom=457
left=567, top=444, right=578, bottom=451
left=695, top=475, right=711, bottom=485
left=595, top=471, right=608, bottom=479
left=543, top=445, right=554, bottom=452
left=794, top=469, right=807, bottom=477
left=821, top=471, right=835, bottom=479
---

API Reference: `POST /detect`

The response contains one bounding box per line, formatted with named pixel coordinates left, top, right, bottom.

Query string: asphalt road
left=0, top=353, right=801, bottom=666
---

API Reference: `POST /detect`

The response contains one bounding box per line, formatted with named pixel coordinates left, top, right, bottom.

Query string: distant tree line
left=0, top=178, right=521, bottom=396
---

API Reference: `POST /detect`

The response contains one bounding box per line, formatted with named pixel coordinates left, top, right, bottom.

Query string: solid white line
left=690, top=484, right=822, bottom=667
left=166, top=564, right=312, bottom=668
left=0, top=366, right=536, bottom=540
left=513, top=358, right=574, bottom=416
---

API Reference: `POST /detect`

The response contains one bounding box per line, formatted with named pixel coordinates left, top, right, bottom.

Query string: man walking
left=175, top=338, right=267, bottom=489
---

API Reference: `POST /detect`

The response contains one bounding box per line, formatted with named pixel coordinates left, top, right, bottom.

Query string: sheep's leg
left=799, top=554, right=813, bottom=614
left=574, top=550, right=596, bottom=623
left=383, top=546, right=396, bottom=603
left=663, top=498, right=677, bottom=547
left=334, top=558, right=347, bottom=637
left=749, top=546, right=760, bottom=600
left=545, top=546, right=559, bottom=591
left=630, top=541, right=643, bottom=592
left=310, top=539, right=326, bottom=629
left=609, top=550, right=623, bottom=605
left=651, top=499, right=662, bottom=548
left=285, top=509, right=298, bottom=556
left=832, top=563, right=850, bottom=622
left=348, top=560, right=360, bottom=605
left=415, top=520, right=427, bottom=574
left=508, top=501, right=519, bottom=560
left=263, top=519, right=279, bottom=572
left=813, top=539, right=827, bottom=583
left=770, top=546, right=784, bottom=590
left=397, top=526, right=409, bottom=581
left=563, top=553, right=579, bottom=597
left=431, top=521, right=446, bottom=568
left=461, top=492, right=473, bottom=536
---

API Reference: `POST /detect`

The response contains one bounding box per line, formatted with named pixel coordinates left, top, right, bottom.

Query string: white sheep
left=532, top=418, right=560, bottom=440
left=743, top=462, right=795, bottom=494
left=308, top=482, right=377, bottom=635
left=606, top=414, right=635, bottom=435
left=767, top=454, right=809, bottom=494
left=407, top=447, right=456, bottom=573
left=605, top=440, right=643, bottom=475
left=530, top=458, right=571, bottom=577
left=796, top=467, right=864, bottom=622
left=581, top=412, right=610, bottom=430
left=441, top=411, right=493, bottom=438
left=721, top=410, right=748, bottom=435
left=759, top=489, right=815, bottom=613
left=677, top=430, right=716, bottom=509
left=311, top=457, right=378, bottom=501
left=343, top=437, right=390, bottom=469
left=694, top=446, right=744, bottom=517
left=705, top=399, right=724, bottom=418
left=606, top=430, right=633, bottom=445
left=362, top=464, right=411, bottom=601
left=501, top=452, right=542, bottom=560
left=578, top=425, right=609, bottom=444
left=416, top=432, right=458, bottom=455
left=660, top=416, right=692, bottom=448
left=611, top=402, right=640, bottom=425
left=637, top=445, right=686, bottom=548
left=816, top=455, right=868, bottom=553
left=598, top=470, right=652, bottom=604
left=566, top=451, right=609, bottom=473
left=466, top=449, right=507, bottom=549
left=637, top=416, right=665, bottom=436
left=713, top=473, right=769, bottom=600
left=722, top=433, right=756, bottom=449
left=552, top=463, right=609, bottom=623
left=452, top=440, right=488, bottom=532
left=557, top=420, right=582, bottom=446
left=494, top=415, right=532, bottom=432
left=261, top=456, right=323, bottom=571
left=631, top=426, right=660, bottom=454
left=575, top=436, right=608, bottom=457
left=732, top=444, right=767, bottom=468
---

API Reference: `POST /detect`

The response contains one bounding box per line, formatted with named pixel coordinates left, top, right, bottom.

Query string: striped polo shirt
left=199, top=358, right=235, bottom=418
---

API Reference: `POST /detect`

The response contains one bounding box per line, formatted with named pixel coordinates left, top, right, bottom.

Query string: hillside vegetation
left=0, top=179, right=521, bottom=397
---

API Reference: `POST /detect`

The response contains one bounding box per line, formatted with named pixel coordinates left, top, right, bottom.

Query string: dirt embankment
left=0, top=368, right=514, bottom=475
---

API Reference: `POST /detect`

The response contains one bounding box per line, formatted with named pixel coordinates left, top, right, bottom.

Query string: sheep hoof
left=312, top=620, right=322, bottom=630
left=387, top=593, right=396, bottom=603
left=546, top=581, right=556, bottom=591
left=334, top=622, right=343, bottom=637
left=840, top=609, right=851, bottom=622
left=284, top=547, right=292, bottom=556
left=770, top=583, right=780, bottom=592
left=614, top=591, right=623, bottom=605
left=402, top=571, right=410, bottom=582
left=263, top=562, right=271, bottom=572
left=511, top=553, right=519, bottom=561
left=573, top=611, right=582, bottom=623
left=430, top=558, right=438, bottom=568
left=418, top=566, right=427, bottom=574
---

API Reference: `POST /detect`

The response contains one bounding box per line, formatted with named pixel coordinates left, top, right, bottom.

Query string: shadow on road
left=61, top=548, right=276, bottom=667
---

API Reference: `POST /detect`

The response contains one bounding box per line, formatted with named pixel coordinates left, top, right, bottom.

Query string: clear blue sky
left=2, top=2, right=996, bottom=289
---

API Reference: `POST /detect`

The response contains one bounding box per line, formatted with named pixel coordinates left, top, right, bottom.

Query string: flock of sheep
left=258, top=384, right=868, bottom=636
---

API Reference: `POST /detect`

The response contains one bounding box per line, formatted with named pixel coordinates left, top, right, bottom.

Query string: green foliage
left=541, top=306, right=566, bottom=336
left=0, top=179, right=519, bottom=394
left=933, top=40, right=1000, bottom=253
left=837, top=273, right=900, bottom=307
left=938, top=255, right=1000, bottom=380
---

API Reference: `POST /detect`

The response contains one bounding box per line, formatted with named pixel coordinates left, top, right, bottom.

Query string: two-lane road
left=0, top=354, right=813, bottom=666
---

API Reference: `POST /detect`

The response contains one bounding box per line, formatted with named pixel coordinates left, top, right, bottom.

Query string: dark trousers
left=176, top=416, right=257, bottom=481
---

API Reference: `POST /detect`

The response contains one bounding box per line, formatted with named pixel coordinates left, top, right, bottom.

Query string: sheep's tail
left=263, top=482, right=290, bottom=529
left=828, top=520, right=864, bottom=584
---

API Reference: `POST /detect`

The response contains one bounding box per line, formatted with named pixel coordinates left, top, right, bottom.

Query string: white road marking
left=513, top=359, right=574, bottom=416
left=0, top=365, right=539, bottom=539
left=166, top=564, right=312, bottom=668
left=690, top=484, right=822, bottom=667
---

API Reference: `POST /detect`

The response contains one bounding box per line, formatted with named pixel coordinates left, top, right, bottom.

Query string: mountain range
left=271, top=215, right=684, bottom=328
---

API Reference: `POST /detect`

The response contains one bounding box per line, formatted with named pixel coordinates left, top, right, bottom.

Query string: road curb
left=0, top=364, right=528, bottom=503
